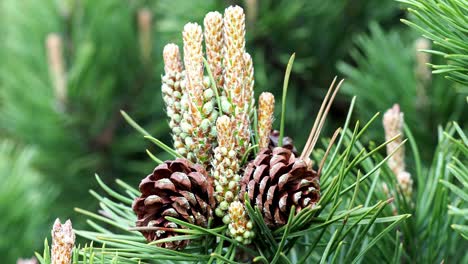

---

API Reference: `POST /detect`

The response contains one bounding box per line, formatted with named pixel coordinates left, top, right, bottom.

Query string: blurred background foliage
left=0, top=0, right=465, bottom=262
left=0, top=141, right=56, bottom=260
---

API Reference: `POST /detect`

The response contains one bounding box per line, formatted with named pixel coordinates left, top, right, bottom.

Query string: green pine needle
left=278, top=53, right=295, bottom=147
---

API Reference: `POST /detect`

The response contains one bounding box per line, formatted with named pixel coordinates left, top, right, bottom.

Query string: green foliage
left=0, top=141, right=56, bottom=263
left=441, top=124, right=468, bottom=240
left=399, top=0, right=468, bottom=86
left=338, top=23, right=466, bottom=161
left=401, top=123, right=467, bottom=262
left=364, top=122, right=468, bottom=263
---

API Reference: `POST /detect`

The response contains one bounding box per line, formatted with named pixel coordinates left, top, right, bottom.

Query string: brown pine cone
left=133, top=158, right=215, bottom=249
left=240, top=147, right=320, bottom=228
left=269, top=130, right=298, bottom=155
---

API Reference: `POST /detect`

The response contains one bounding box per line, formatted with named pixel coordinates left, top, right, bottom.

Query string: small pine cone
left=162, top=44, right=186, bottom=155
left=223, top=6, right=246, bottom=60
left=268, top=130, right=298, bottom=155
left=183, top=23, right=204, bottom=109
left=51, top=219, right=75, bottom=264
left=222, top=6, right=252, bottom=160
left=182, top=23, right=204, bottom=150
left=383, top=104, right=405, bottom=175
left=133, top=159, right=216, bottom=249
left=227, top=201, right=254, bottom=244
left=182, top=23, right=218, bottom=166
left=204, top=11, right=224, bottom=88
left=222, top=5, right=246, bottom=102
left=258, top=92, right=275, bottom=149
left=223, top=6, right=246, bottom=111
left=212, top=116, right=241, bottom=220
left=240, top=147, right=320, bottom=227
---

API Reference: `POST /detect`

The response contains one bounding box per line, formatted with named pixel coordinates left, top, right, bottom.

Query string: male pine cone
left=133, top=159, right=215, bottom=249
left=240, top=147, right=320, bottom=227
left=212, top=115, right=240, bottom=221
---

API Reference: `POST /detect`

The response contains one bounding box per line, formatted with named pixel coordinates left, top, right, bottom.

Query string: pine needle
left=278, top=53, right=295, bottom=147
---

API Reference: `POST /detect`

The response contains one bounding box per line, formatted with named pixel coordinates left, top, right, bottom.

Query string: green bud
left=228, top=181, right=237, bottom=190
left=210, top=126, right=217, bottom=138
left=167, top=78, right=175, bottom=86
left=222, top=214, right=231, bottom=225
left=215, top=208, right=224, bottom=217
left=204, top=88, right=214, bottom=100
left=203, top=101, right=213, bottom=115
left=184, top=137, right=193, bottom=146
left=225, top=191, right=234, bottom=201
left=180, top=122, right=192, bottom=133
left=219, top=176, right=228, bottom=185
left=177, top=148, right=187, bottom=156
left=173, top=114, right=181, bottom=122
left=233, top=175, right=240, bottom=182
left=179, top=132, right=188, bottom=139
left=161, top=83, right=170, bottom=93
left=221, top=99, right=232, bottom=114
left=200, top=119, right=211, bottom=133
left=219, top=201, right=229, bottom=210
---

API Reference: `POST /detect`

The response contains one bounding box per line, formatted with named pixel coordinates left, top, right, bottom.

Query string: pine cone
left=240, top=147, right=320, bottom=228
left=133, top=159, right=215, bottom=249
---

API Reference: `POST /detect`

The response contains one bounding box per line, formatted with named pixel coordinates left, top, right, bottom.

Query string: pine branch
left=399, top=0, right=468, bottom=86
